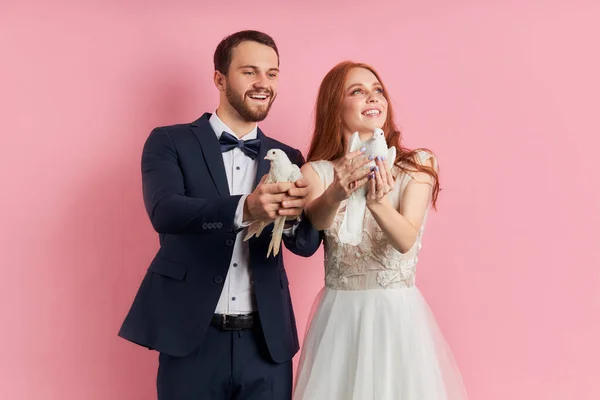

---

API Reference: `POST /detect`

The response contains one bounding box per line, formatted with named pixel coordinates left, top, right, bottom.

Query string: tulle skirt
left=293, top=286, right=468, bottom=400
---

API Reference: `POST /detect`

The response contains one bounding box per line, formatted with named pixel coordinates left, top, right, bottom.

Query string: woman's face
left=341, top=67, right=388, bottom=143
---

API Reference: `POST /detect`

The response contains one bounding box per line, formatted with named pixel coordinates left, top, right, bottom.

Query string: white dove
left=338, top=127, right=396, bottom=245
left=243, top=148, right=303, bottom=257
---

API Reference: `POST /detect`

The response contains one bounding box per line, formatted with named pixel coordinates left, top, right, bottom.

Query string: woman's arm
left=301, top=150, right=372, bottom=231
left=367, top=155, right=436, bottom=253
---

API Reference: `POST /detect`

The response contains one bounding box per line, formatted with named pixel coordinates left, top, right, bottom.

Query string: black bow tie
left=218, top=131, right=261, bottom=160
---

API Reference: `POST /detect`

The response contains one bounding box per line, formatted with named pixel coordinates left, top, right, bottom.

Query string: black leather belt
left=211, top=313, right=256, bottom=331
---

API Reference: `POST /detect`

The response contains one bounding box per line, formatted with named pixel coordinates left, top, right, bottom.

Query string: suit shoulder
left=151, top=122, right=194, bottom=136
left=145, top=122, right=198, bottom=147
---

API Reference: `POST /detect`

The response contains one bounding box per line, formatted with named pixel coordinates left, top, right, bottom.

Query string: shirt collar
left=209, top=111, right=258, bottom=140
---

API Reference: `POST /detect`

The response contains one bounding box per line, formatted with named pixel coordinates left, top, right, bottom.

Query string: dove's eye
left=272, top=151, right=276, bottom=155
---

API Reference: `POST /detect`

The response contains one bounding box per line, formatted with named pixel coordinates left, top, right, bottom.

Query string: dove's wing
left=348, top=132, right=362, bottom=154
left=267, top=216, right=286, bottom=257
left=267, top=162, right=303, bottom=256
left=338, top=195, right=366, bottom=246
left=288, top=164, right=303, bottom=182
left=244, top=219, right=269, bottom=241
left=245, top=153, right=303, bottom=250
left=243, top=166, right=276, bottom=241
left=337, top=133, right=367, bottom=245
left=387, top=146, right=396, bottom=169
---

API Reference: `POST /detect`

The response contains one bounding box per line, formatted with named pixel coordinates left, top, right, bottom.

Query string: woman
left=293, top=62, right=468, bottom=399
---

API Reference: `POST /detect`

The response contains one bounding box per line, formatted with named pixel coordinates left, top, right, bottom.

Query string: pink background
left=2, top=1, right=599, bottom=399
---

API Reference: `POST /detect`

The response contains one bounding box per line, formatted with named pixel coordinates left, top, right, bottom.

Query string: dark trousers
left=157, top=324, right=292, bottom=400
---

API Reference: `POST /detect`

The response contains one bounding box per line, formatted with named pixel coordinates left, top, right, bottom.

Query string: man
left=118, top=30, right=321, bottom=399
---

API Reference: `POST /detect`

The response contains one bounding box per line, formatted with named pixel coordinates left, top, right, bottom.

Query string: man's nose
left=253, top=74, right=269, bottom=90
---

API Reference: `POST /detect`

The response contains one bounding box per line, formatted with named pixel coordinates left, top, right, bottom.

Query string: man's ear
left=214, top=70, right=226, bottom=91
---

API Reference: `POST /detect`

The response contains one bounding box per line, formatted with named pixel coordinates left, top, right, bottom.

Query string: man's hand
left=279, top=178, right=309, bottom=221
left=243, top=176, right=296, bottom=222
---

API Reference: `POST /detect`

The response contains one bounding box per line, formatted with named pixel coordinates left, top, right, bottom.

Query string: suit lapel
left=190, top=114, right=230, bottom=196
left=253, top=128, right=270, bottom=189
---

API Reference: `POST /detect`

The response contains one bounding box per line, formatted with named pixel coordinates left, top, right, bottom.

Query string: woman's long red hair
left=306, top=61, right=440, bottom=207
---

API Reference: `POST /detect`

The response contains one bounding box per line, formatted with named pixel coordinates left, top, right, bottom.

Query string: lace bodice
left=310, top=151, right=436, bottom=291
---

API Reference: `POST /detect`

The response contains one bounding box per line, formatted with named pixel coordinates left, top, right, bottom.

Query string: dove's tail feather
left=243, top=221, right=266, bottom=241
left=267, top=216, right=286, bottom=257
left=337, top=194, right=366, bottom=246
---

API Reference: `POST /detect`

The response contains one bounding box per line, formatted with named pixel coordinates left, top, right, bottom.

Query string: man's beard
left=226, top=84, right=275, bottom=122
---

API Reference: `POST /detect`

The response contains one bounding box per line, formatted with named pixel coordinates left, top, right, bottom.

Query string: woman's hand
left=367, top=155, right=395, bottom=208
left=325, top=149, right=372, bottom=203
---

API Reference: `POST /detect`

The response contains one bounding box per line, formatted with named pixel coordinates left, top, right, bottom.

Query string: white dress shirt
left=209, top=111, right=296, bottom=315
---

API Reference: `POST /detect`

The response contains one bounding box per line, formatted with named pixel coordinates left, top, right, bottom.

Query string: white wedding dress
left=293, top=152, right=468, bottom=400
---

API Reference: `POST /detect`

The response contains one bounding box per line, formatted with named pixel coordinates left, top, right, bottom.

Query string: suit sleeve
left=282, top=149, right=323, bottom=257
left=142, top=127, right=242, bottom=234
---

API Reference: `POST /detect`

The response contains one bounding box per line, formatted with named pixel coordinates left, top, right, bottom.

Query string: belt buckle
left=222, top=314, right=242, bottom=331
left=221, top=314, right=227, bottom=330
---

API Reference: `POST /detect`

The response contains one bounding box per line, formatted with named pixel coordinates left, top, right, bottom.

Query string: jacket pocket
left=148, top=257, right=188, bottom=280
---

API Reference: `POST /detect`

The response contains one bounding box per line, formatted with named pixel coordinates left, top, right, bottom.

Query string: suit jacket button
left=217, top=222, right=223, bottom=228
left=202, top=223, right=208, bottom=229
left=226, top=239, right=234, bottom=246
left=214, top=276, right=223, bottom=284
